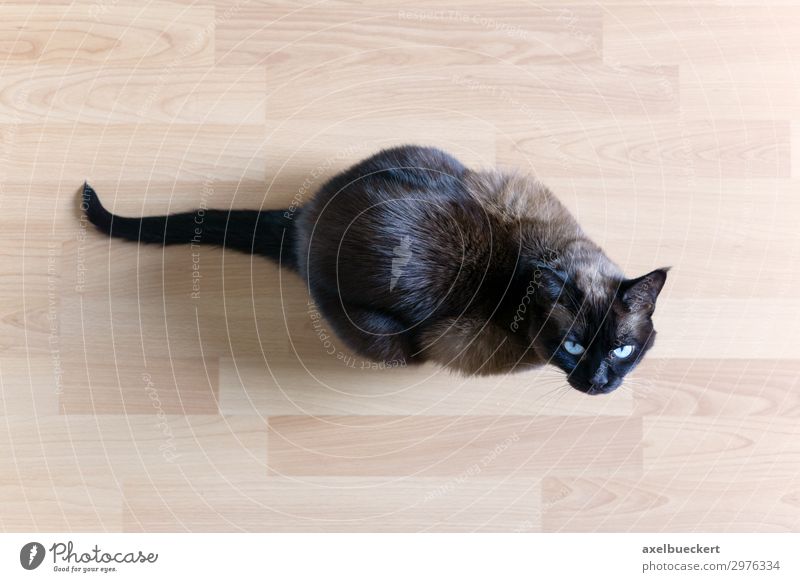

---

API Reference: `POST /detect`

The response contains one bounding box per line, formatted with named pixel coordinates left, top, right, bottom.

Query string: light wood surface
left=1, top=0, right=799, bottom=532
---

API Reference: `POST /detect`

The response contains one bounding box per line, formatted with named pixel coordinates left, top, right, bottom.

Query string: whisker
left=533, top=382, right=573, bottom=408
left=533, top=383, right=567, bottom=402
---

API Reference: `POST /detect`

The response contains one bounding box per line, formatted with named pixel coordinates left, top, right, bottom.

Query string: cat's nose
left=590, top=364, right=609, bottom=387
left=589, top=377, right=622, bottom=394
left=589, top=381, right=609, bottom=394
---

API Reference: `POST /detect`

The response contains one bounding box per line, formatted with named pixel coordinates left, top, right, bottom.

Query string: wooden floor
left=1, top=0, right=799, bottom=532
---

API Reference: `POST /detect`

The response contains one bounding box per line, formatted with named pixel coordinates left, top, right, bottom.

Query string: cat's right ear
left=620, top=268, right=669, bottom=314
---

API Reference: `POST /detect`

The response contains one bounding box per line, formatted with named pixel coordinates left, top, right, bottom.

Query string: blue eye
left=613, top=345, right=634, bottom=359
left=563, top=340, right=585, bottom=355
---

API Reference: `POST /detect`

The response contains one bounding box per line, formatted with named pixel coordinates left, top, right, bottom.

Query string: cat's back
left=296, top=146, right=513, bottom=315
left=464, top=170, right=580, bottom=235
left=296, top=147, right=579, bottom=322
left=296, top=145, right=468, bottom=268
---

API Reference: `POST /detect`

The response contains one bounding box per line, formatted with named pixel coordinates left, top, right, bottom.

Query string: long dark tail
left=81, top=183, right=298, bottom=269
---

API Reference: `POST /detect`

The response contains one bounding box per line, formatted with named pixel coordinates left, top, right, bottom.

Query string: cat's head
left=530, top=266, right=669, bottom=395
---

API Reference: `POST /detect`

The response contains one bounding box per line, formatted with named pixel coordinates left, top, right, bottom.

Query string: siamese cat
left=82, top=145, right=668, bottom=395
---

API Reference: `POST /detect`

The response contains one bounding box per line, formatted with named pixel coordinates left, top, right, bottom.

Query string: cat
left=81, top=145, right=668, bottom=395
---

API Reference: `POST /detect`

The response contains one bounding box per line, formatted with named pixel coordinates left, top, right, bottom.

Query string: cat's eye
left=563, top=340, right=585, bottom=355
left=613, top=345, right=634, bottom=359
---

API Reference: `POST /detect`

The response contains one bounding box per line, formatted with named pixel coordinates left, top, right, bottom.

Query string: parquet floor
left=1, top=0, right=798, bottom=532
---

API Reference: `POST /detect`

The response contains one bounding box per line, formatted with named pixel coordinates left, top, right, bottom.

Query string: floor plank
left=122, top=476, right=540, bottom=532
left=1, top=0, right=799, bottom=533
left=0, top=3, right=214, bottom=66
left=267, top=415, right=642, bottom=477
left=543, top=474, right=800, bottom=532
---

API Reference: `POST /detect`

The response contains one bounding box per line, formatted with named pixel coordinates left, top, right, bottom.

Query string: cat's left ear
left=620, top=268, right=669, bottom=314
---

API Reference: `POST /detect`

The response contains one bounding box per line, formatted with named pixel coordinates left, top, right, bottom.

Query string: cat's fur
left=82, top=145, right=667, bottom=395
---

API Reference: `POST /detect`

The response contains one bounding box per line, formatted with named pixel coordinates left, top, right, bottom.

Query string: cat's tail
left=81, top=182, right=298, bottom=269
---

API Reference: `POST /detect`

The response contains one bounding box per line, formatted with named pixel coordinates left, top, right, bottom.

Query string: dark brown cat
left=82, top=145, right=667, bottom=395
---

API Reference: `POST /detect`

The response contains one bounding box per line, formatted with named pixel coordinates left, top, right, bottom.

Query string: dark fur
left=82, top=145, right=668, bottom=395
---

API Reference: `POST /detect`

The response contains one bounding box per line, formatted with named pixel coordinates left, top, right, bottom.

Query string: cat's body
left=83, top=145, right=667, bottom=394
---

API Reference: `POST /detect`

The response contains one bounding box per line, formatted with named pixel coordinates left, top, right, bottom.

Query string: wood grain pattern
left=0, top=415, right=267, bottom=483
left=60, top=357, right=220, bottom=415
left=681, top=64, right=800, bottom=119
left=0, top=4, right=214, bottom=66
left=217, top=5, right=602, bottom=67
left=543, top=475, right=800, bottom=532
left=0, top=66, right=265, bottom=125
left=122, top=477, right=540, bottom=532
left=1, top=124, right=268, bottom=182
left=604, top=6, right=800, bottom=66
left=265, top=63, right=679, bottom=121
left=267, top=415, right=642, bottom=477
left=633, top=359, right=800, bottom=417
left=644, top=417, right=800, bottom=478
left=1, top=0, right=799, bottom=532
left=497, top=120, right=790, bottom=179
left=219, top=358, right=635, bottom=417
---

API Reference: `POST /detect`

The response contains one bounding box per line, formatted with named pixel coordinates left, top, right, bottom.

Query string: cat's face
left=531, top=268, right=668, bottom=395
